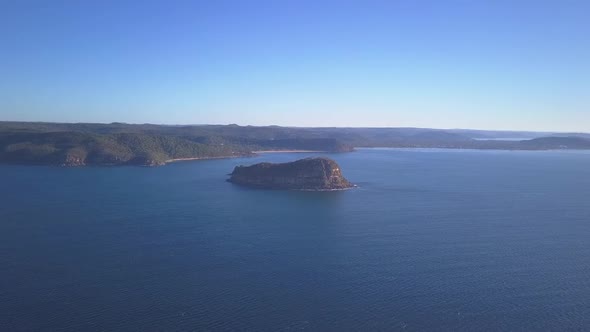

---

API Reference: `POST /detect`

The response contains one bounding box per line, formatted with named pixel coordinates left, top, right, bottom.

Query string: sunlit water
left=1, top=148, right=590, bottom=331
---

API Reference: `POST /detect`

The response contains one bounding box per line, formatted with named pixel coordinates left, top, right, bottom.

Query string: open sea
left=1, top=148, right=590, bottom=331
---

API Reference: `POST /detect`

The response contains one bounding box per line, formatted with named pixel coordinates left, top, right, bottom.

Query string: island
left=227, top=157, right=354, bottom=191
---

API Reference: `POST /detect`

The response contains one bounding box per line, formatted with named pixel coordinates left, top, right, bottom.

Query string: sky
left=0, top=0, right=588, bottom=132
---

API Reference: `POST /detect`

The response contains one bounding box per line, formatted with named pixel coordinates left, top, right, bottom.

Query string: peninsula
left=228, top=157, right=354, bottom=191
left=1, top=122, right=590, bottom=166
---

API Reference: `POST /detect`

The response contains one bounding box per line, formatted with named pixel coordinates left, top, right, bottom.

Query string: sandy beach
left=164, top=150, right=323, bottom=164
left=252, top=150, right=324, bottom=154
left=164, top=155, right=241, bottom=164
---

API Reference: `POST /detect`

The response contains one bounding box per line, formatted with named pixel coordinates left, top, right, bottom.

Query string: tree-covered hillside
left=0, top=122, right=588, bottom=166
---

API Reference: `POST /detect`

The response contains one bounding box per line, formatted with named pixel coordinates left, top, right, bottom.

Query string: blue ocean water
left=1, top=148, right=590, bottom=331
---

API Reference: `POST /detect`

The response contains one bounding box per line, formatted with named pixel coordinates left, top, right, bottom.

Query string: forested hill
left=0, top=122, right=353, bottom=166
left=0, top=122, right=589, bottom=166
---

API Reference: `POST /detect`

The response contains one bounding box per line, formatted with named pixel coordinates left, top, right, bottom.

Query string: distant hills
left=0, top=121, right=588, bottom=166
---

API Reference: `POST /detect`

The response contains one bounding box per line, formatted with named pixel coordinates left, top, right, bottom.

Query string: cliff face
left=228, top=157, right=353, bottom=190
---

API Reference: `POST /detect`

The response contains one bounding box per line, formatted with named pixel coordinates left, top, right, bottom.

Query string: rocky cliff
left=228, top=157, right=353, bottom=190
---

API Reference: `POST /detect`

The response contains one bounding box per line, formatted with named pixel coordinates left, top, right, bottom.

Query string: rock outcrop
left=228, top=157, right=353, bottom=190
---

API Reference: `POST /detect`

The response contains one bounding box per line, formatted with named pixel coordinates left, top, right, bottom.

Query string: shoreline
left=164, top=154, right=247, bottom=164
left=252, top=150, right=325, bottom=154
left=164, top=150, right=326, bottom=164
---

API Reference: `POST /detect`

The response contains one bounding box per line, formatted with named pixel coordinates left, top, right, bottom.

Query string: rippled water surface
left=2, top=149, right=590, bottom=331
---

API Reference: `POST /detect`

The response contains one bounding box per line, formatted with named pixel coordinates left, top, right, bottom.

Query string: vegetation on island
left=228, top=157, right=354, bottom=190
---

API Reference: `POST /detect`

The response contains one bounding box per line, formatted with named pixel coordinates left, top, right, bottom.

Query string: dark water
left=1, top=149, right=590, bottom=331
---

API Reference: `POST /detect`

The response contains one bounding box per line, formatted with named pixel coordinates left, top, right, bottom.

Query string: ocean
left=1, top=148, right=590, bottom=331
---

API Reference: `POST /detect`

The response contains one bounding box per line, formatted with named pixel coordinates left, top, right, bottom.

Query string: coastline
left=252, top=150, right=325, bottom=154
left=164, top=154, right=246, bottom=164
left=164, top=150, right=326, bottom=164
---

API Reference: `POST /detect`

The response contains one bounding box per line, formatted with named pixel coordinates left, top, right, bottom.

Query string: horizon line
left=1, top=120, right=589, bottom=135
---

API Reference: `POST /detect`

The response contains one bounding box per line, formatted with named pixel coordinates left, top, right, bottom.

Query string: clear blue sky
left=1, top=0, right=588, bottom=131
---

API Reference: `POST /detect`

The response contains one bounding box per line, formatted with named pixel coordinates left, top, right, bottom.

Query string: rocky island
left=228, top=157, right=354, bottom=191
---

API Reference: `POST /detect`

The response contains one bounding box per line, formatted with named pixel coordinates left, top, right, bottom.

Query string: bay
left=1, top=148, right=590, bottom=331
